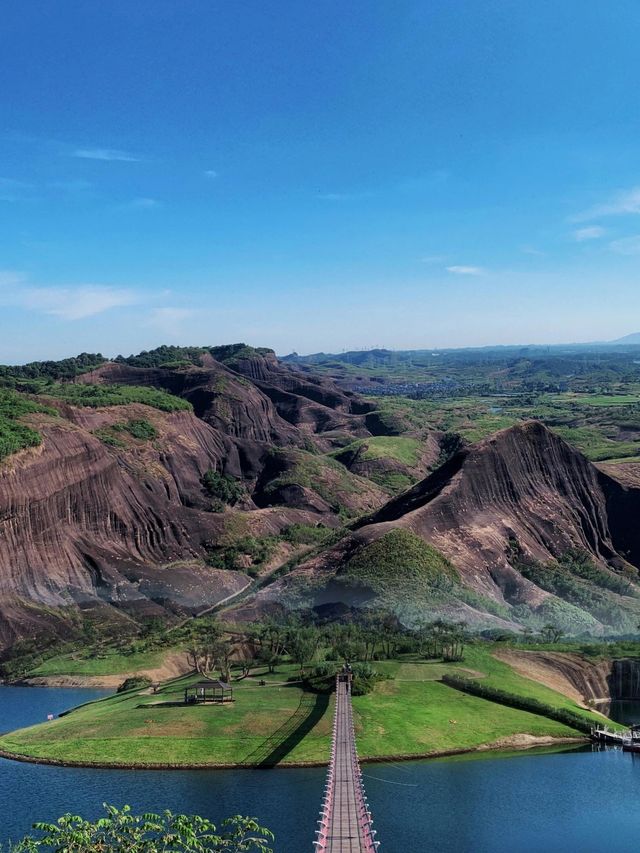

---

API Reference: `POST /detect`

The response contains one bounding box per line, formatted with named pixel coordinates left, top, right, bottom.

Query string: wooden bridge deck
left=314, top=676, right=378, bottom=852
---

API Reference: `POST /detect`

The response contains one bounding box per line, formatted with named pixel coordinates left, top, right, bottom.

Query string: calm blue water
left=3, top=686, right=640, bottom=851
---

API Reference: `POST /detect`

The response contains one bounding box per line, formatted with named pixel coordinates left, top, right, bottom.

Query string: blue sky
left=2, top=1, right=640, bottom=361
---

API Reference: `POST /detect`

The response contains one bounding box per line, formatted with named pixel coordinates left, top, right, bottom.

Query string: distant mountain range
left=610, top=332, right=640, bottom=345
left=3, top=342, right=640, bottom=655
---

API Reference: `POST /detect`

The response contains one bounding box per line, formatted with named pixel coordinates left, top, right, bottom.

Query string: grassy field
left=28, top=648, right=169, bottom=677
left=0, top=647, right=606, bottom=768
left=335, top=436, right=423, bottom=467
left=370, top=393, right=640, bottom=462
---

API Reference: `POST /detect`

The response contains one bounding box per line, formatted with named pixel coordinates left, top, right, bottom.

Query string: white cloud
left=0, top=275, right=138, bottom=320
left=22, top=285, right=138, bottom=320
left=446, top=265, right=486, bottom=276
left=129, top=197, right=160, bottom=209
left=519, top=245, right=546, bottom=256
left=204, top=169, right=218, bottom=179
left=609, top=234, right=640, bottom=255
left=573, top=186, right=640, bottom=222
left=73, top=148, right=141, bottom=162
left=573, top=226, right=606, bottom=242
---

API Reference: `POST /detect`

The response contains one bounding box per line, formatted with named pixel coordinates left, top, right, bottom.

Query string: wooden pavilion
left=184, top=680, right=234, bottom=705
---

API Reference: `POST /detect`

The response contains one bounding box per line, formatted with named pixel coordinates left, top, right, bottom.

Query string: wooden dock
left=314, top=675, right=379, bottom=852
left=591, top=724, right=640, bottom=746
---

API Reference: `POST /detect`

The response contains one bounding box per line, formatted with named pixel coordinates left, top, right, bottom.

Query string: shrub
left=0, top=389, right=53, bottom=460
left=26, top=382, right=192, bottom=412
left=281, top=523, right=334, bottom=546
left=94, top=428, right=126, bottom=448
left=201, top=469, right=245, bottom=506
left=302, top=662, right=386, bottom=695
left=117, top=418, right=158, bottom=441
left=117, top=675, right=153, bottom=693
left=205, top=536, right=278, bottom=572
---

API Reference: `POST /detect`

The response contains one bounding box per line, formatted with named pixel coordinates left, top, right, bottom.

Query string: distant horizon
left=4, top=330, right=640, bottom=367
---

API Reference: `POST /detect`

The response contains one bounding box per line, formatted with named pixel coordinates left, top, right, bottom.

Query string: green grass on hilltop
left=341, top=436, right=423, bottom=467
left=340, top=529, right=459, bottom=595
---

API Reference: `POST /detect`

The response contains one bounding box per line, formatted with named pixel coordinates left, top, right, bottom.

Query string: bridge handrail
left=313, top=674, right=380, bottom=851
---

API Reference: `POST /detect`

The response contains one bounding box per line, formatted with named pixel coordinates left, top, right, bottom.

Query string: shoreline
left=0, top=735, right=586, bottom=771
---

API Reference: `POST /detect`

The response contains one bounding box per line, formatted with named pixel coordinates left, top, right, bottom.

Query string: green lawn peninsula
left=0, top=646, right=609, bottom=769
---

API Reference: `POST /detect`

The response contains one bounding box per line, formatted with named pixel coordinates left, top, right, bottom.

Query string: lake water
left=3, top=686, right=640, bottom=851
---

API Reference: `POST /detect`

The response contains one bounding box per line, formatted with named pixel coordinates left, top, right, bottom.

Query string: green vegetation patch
left=118, top=418, right=158, bottom=440
left=0, top=389, right=55, bottom=460
left=281, top=523, right=336, bottom=547
left=28, top=647, right=167, bottom=677
left=205, top=535, right=278, bottom=576
left=33, top=382, right=192, bottom=412
left=442, top=673, right=593, bottom=733
left=356, top=436, right=422, bottom=466
left=93, top=428, right=126, bottom=449
left=0, top=651, right=597, bottom=768
left=458, top=646, right=605, bottom=726
left=263, top=448, right=362, bottom=512
left=511, top=549, right=640, bottom=633
left=340, top=530, right=459, bottom=596
left=0, top=352, right=106, bottom=382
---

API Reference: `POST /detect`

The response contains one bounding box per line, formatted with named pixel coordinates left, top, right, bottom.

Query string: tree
left=326, top=624, right=365, bottom=663
left=441, top=622, right=467, bottom=662
left=185, top=622, right=228, bottom=676
left=7, top=804, right=273, bottom=852
left=286, top=626, right=320, bottom=676
left=540, top=624, right=564, bottom=644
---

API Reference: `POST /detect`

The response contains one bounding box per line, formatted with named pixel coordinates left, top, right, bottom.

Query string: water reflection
left=4, top=688, right=640, bottom=852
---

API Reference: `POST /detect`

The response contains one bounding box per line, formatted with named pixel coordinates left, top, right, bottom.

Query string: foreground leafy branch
left=4, top=805, right=273, bottom=853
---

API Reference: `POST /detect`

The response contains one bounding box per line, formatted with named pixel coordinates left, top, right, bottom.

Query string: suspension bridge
left=313, top=673, right=380, bottom=852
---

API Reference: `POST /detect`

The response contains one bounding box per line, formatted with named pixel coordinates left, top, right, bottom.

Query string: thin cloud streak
left=23, top=285, right=139, bottom=320
left=574, top=226, right=605, bottom=242
left=446, top=265, right=486, bottom=276
left=0, top=272, right=139, bottom=320
left=128, top=197, right=160, bottom=209
left=73, top=147, right=141, bottom=162
left=609, top=234, right=640, bottom=255
left=573, top=186, right=640, bottom=222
